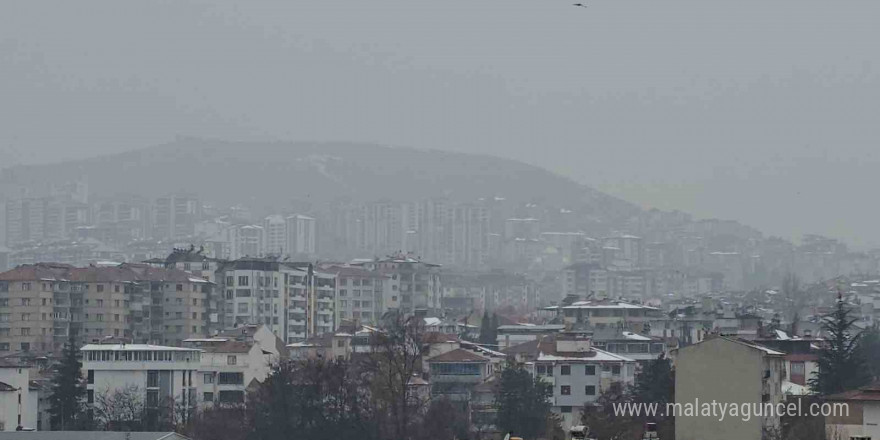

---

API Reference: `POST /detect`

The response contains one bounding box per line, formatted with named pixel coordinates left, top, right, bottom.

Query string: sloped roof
left=0, top=381, right=18, bottom=392
left=826, top=381, right=880, bottom=401
left=199, top=341, right=253, bottom=354
left=427, top=348, right=489, bottom=363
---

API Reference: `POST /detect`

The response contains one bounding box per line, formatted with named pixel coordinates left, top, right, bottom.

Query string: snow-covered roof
left=562, top=301, right=659, bottom=310
left=537, top=347, right=635, bottom=363
left=621, top=331, right=652, bottom=341
left=81, top=344, right=200, bottom=352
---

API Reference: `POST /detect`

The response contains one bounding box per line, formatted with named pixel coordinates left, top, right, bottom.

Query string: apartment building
left=152, top=194, right=201, bottom=240
left=216, top=258, right=336, bottom=343
left=673, top=336, right=786, bottom=440
left=532, top=334, right=637, bottom=431
left=0, top=263, right=214, bottom=354
left=426, top=348, right=493, bottom=403
left=356, top=253, right=441, bottom=315
left=286, top=214, right=316, bottom=256
left=548, top=299, right=662, bottom=334
left=184, top=338, right=273, bottom=406
left=321, top=264, right=388, bottom=326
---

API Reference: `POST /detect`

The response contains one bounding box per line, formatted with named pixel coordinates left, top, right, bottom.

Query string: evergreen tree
left=631, top=353, right=674, bottom=406
left=809, top=295, right=872, bottom=395
left=479, top=310, right=492, bottom=344
left=490, top=313, right=500, bottom=346
left=858, top=325, right=880, bottom=381
left=494, top=361, right=556, bottom=439
left=49, top=336, right=89, bottom=430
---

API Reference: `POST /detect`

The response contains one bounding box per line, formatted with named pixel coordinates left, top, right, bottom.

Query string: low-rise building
left=824, top=381, right=880, bottom=440
left=426, top=348, right=492, bottom=403
left=82, top=344, right=201, bottom=425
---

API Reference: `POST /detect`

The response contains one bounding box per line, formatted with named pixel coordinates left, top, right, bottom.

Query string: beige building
left=0, top=262, right=214, bottom=354
left=674, top=336, right=786, bottom=440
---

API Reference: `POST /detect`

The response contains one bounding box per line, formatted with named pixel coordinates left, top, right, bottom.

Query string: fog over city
left=2, top=0, right=879, bottom=245
left=2, top=2, right=880, bottom=440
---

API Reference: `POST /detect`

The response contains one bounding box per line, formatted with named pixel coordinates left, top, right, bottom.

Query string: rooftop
left=81, top=344, right=201, bottom=352
left=427, top=348, right=489, bottom=363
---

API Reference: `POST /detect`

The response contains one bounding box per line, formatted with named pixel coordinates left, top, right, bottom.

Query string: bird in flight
left=573, top=3, right=587, bottom=7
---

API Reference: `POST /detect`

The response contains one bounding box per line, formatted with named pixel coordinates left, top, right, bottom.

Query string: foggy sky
left=2, top=0, right=878, bottom=246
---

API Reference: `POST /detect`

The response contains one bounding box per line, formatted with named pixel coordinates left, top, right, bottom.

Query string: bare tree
left=361, top=312, right=430, bottom=440
left=93, top=385, right=146, bottom=431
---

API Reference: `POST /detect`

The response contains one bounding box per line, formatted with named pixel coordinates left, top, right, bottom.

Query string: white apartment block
left=183, top=338, right=273, bottom=406
left=261, top=215, right=286, bottom=257
left=83, top=344, right=201, bottom=422
left=217, top=259, right=336, bottom=344
left=286, top=215, right=316, bottom=256
left=532, top=335, right=637, bottom=431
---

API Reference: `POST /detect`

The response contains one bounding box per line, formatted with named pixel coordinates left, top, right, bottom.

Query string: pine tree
left=49, top=336, right=89, bottom=430
left=494, top=361, right=556, bottom=439
left=809, top=295, right=872, bottom=395
left=479, top=311, right=492, bottom=344
left=490, top=313, right=500, bottom=346
left=857, top=325, right=880, bottom=381
left=632, top=353, right=674, bottom=405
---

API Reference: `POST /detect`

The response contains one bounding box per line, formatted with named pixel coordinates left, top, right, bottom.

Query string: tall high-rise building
left=286, top=214, right=316, bottom=256
left=262, top=215, right=286, bottom=256
left=152, top=194, right=201, bottom=239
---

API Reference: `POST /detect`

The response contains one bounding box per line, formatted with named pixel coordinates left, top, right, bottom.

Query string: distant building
left=152, top=194, right=201, bottom=240
left=355, top=253, right=441, bottom=315
left=286, top=214, right=316, bottom=257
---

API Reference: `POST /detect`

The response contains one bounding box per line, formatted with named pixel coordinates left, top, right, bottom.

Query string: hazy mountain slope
left=0, top=138, right=640, bottom=222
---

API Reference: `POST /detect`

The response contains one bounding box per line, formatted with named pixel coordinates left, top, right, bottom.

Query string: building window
left=238, top=276, right=249, bottom=286
left=560, top=365, right=571, bottom=376
left=97, top=284, right=104, bottom=293
left=227, top=355, right=237, bottom=365
left=203, top=392, right=214, bottom=402
left=585, top=365, right=596, bottom=376
left=612, top=365, right=621, bottom=376
left=20, top=343, right=30, bottom=351
left=204, top=373, right=215, bottom=384
left=87, top=390, right=94, bottom=404
left=585, top=385, right=596, bottom=396
left=218, top=372, right=244, bottom=385
left=147, top=370, right=159, bottom=388
left=561, top=406, right=572, bottom=413
left=560, top=385, right=571, bottom=395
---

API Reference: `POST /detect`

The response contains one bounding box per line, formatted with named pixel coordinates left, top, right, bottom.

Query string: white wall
left=0, top=366, right=34, bottom=431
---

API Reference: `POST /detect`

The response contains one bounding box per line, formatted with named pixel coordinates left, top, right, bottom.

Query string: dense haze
left=2, top=0, right=878, bottom=245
